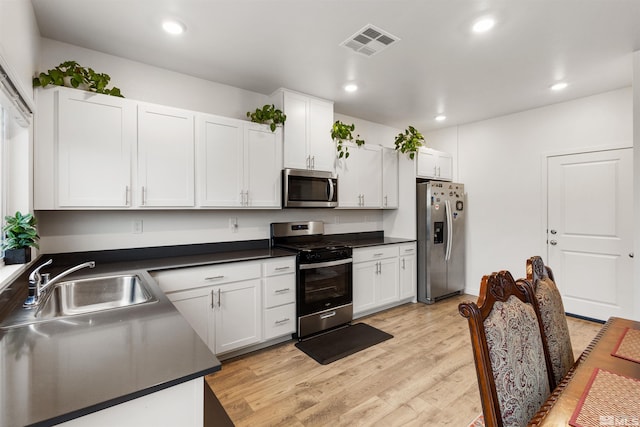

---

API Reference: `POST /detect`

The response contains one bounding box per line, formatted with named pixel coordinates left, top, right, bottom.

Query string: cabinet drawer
left=264, top=303, right=296, bottom=340
left=152, top=261, right=261, bottom=293
left=264, top=274, right=296, bottom=308
left=398, top=243, right=417, bottom=256
left=353, top=245, right=399, bottom=263
left=262, top=257, right=296, bottom=277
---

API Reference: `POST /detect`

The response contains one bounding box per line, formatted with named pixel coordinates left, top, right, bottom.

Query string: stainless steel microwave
left=282, top=168, right=338, bottom=208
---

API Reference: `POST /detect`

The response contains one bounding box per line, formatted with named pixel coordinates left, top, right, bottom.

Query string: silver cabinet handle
left=437, top=166, right=441, bottom=176
left=274, top=318, right=290, bottom=325
left=384, top=195, right=388, bottom=207
left=312, top=156, right=315, bottom=169
left=217, top=288, right=221, bottom=307
left=274, top=288, right=290, bottom=294
left=210, top=290, right=214, bottom=309
left=402, top=258, right=406, bottom=269
left=549, top=240, right=558, bottom=245
left=141, top=186, right=146, bottom=206
left=125, top=186, right=130, bottom=205
left=274, top=266, right=290, bottom=271
left=205, top=275, right=225, bottom=280
left=373, top=253, right=384, bottom=257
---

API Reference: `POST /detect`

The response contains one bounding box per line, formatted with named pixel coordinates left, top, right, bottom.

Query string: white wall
left=425, top=87, right=633, bottom=296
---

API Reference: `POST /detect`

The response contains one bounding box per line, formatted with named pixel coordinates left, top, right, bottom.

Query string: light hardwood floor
left=206, top=294, right=602, bottom=427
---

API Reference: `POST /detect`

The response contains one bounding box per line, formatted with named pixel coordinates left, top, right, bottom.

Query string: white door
left=244, top=124, right=282, bottom=208
left=547, top=148, right=633, bottom=321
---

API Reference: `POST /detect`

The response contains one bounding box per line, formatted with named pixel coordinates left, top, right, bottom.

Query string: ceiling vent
left=340, top=24, right=399, bottom=57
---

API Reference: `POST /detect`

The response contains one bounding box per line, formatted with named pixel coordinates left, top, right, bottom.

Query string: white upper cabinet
left=416, top=147, right=453, bottom=181
left=381, top=147, right=399, bottom=209
left=337, top=144, right=385, bottom=208
left=270, top=89, right=334, bottom=172
left=137, top=103, right=195, bottom=207
left=36, top=87, right=135, bottom=208
left=197, top=114, right=282, bottom=208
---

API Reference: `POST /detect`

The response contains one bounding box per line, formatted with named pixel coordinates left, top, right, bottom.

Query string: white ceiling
left=30, top=0, right=640, bottom=132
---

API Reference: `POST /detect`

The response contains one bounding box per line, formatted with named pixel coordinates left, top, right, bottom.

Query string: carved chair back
left=526, top=255, right=575, bottom=388
left=459, top=271, right=554, bottom=427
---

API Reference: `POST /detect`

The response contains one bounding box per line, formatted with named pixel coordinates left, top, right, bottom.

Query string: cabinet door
left=438, top=151, right=453, bottom=181
left=57, top=90, right=134, bottom=207
left=382, top=148, right=399, bottom=208
left=244, top=124, right=282, bottom=208
left=281, top=91, right=309, bottom=170
left=197, top=115, right=244, bottom=207
left=416, top=149, right=439, bottom=179
left=166, top=287, right=213, bottom=352
left=307, top=98, right=335, bottom=172
left=359, top=145, right=382, bottom=208
left=399, top=253, right=417, bottom=300
left=138, top=104, right=195, bottom=207
left=376, top=257, right=399, bottom=306
left=353, top=261, right=377, bottom=315
left=336, top=149, right=361, bottom=208
left=214, top=278, right=262, bottom=354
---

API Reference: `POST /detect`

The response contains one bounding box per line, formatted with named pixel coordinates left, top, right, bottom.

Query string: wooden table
left=529, top=317, right=640, bottom=426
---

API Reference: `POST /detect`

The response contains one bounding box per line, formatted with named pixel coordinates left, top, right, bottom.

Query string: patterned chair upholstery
left=526, top=256, right=575, bottom=388
left=459, top=271, right=554, bottom=427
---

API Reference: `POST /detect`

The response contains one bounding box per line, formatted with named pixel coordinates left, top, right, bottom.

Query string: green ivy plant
left=246, top=104, right=287, bottom=132
left=394, top=125, right=425, bottom=159
left=33, top=60, right=124, bottom=97
left=331, top=120, right=365, bottom=159
left=2, top=211, right=39, bottom=250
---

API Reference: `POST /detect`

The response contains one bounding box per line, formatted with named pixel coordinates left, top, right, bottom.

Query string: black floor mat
left=295, top=323, right=393, bottom=365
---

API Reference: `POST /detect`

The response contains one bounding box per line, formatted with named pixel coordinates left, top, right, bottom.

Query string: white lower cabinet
left=399, top=243, right=417, bottom=300
left=353, top=242, right=416, bottom=317
left=352, top=245, right=399, bottom=316
left=152, top=256, right=296, bottom=357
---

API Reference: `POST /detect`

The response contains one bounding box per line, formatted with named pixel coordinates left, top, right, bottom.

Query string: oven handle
left=299, top=258, right=353, bottom=270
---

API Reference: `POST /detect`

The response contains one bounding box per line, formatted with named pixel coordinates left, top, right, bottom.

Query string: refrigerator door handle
left=445, top=199, right=453, bottom=261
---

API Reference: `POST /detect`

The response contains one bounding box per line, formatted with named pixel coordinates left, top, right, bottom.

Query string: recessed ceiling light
left=344, top=83, right=358, bottom=93
left=550, top=82, right=568, bottom=91
left=472, top=18, right=495, bottom=33
left=162, top=20, right=186, bottom=35
left=435, top=115, right=447, bottom=122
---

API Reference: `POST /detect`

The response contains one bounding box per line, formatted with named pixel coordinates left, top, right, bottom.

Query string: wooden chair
left=459, top=271, right=554, bottom=427
left=526, top=256, right=575, bottom=388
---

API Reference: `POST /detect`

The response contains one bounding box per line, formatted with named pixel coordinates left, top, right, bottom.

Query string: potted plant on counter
left=246, top=104, right=287, bottom=132
left=394, top=125, right=425, bottom=159
left=33, top=60, right=124, bottom=97
left=331, top=120, right=365, bottom=159
left=2, top=211, right=39, bottom=265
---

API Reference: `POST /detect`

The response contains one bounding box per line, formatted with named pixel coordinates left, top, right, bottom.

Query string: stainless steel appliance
left=271, top=221, right=353, bottom=339
left=282, top=168, right=338, bottom=208
left=417, top=181, right=466, bottom=304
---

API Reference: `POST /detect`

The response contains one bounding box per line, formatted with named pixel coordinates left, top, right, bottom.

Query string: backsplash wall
left=36, top=210, right=384, bottom=254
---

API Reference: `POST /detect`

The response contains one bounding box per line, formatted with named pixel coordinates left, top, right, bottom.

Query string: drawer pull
left=274, top=288, right=291, bottom=294
left=275, top=318, right=290, bottom=325
left=205, top=275, right=225, bottom=280
left=274, top=266, right=291, bottom=271
left=403, top=248, right=415, bottom=253
left=320, top=311, right=336, bottom=320
left=373, top=253, right=384, bottom=257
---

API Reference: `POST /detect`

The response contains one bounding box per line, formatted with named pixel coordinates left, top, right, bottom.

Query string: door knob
left=549, top=240, right=557, bottom=245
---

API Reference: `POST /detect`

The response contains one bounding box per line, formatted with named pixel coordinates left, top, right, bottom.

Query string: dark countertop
left=0, top=241, right=295, bottom=427
left=0, top=234, right=410, bottom=426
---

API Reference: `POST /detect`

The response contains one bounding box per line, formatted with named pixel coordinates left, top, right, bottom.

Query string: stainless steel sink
left=0, top=274, right=158, bottom=329
left=37, top=274, right=156, bottom=317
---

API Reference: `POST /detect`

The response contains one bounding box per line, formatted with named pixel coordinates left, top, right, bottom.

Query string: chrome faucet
left=24, top=259, right=96, bottom=308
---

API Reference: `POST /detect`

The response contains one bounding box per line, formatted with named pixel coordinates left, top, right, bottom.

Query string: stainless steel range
left=270, top=221, right=353, bottom=339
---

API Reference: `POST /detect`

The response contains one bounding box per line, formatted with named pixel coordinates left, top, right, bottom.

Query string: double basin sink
left=0, top=274, right=158, bottom=329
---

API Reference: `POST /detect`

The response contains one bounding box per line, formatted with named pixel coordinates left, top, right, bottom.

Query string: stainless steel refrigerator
left=417, top=181, right=466, bottom=304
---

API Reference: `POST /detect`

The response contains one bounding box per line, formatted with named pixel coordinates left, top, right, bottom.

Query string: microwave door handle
left=327, top=178, right=335, bottom=202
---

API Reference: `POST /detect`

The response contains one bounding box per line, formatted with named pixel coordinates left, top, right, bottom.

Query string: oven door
left=283, top=169, right=338, bottom=208
left=298, top=258, right=352, bottom=316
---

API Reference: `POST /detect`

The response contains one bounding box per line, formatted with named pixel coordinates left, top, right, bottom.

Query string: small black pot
left=4, top=247, right=31, bottom=265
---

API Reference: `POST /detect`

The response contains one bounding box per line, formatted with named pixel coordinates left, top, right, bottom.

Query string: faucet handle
left=28, top=259, right=53, bottom=286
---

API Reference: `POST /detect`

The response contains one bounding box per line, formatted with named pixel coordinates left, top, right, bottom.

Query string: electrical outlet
left=132, top=219, right=143, bottom=234
left=229, top=217, right=238, bottom=233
